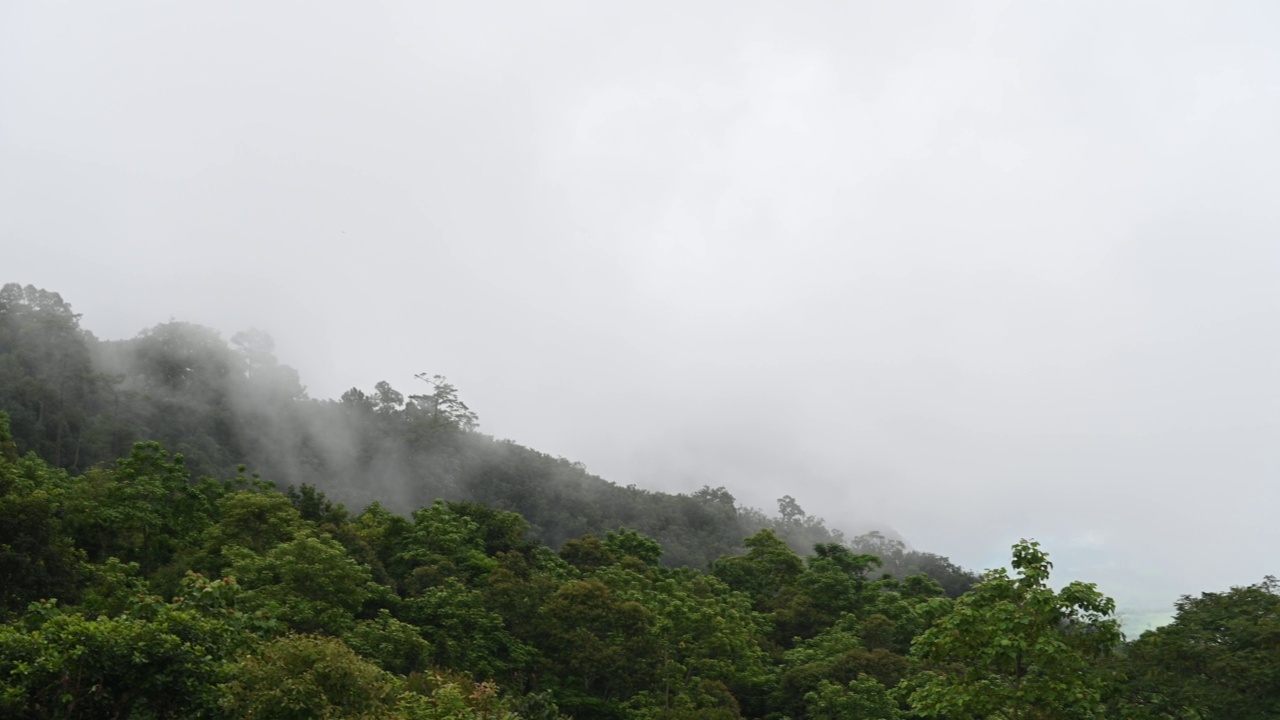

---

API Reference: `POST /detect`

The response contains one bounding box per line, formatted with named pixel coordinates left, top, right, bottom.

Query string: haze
left=3, top=1, right=1277, bottom=630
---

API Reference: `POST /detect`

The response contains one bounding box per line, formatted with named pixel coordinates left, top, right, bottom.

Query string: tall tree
left=905, top=539, right=1122, bottom=720
left=0, top=283, right=102, bottom=469
left=410, top=373, right=479, bottom=432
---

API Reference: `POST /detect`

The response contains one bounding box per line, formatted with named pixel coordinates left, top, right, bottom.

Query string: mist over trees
left=2, top=282, right=1276, bottom=719
left=0, top=283, right=973, bottom=586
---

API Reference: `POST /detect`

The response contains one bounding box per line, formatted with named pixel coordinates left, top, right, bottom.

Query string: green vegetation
left=0, top=283, right=975, bottom=584
left=1, top=283, right=1276, bottom=718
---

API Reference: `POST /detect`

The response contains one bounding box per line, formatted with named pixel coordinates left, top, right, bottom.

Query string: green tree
left=805, top=675, right=903, bottom=720
left=710, top=529, right=804, bottom=608
left=401, top=577, right=534, bottom=682
left=342, top=609, right=433, bottom=675
left=397, top=671, right=539, bottom=720
left=0, top=284, right=105, bottom=470
left=905, top=540, right=1122, bottom=720
left=638, top=573, right=769, bottom=718
left=0, top=412, right=16, bottom=462
left=409, top=374, right=479, bottom=432
left=604, top=528, right=663, bottom=567
left=0, top=436, right=83, bottom=616
left=390, top=501, right=499, bottom=593
left=480, top=547, right=572, bottom=653
left=195, top=489, right=305, bottom=569
left=0, top=597, right=241, bottom=719
left=559, top=534, right=616, bottom=573
left=219, top=634, right=399, bottom=720
left=782, top=543, right=883, bottom=639
left=1120, top=576, right=1280, bottom=719
left=62, top=442, right=217, bottom=574
left=537, top=577, right=656, bottom=713
left=231, top=530, right=376, bottom=634
left=773, top=612, right=911, bottom=718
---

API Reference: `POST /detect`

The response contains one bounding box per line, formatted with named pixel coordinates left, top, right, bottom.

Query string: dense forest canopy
left=1, top=282, right=1277, bottom=719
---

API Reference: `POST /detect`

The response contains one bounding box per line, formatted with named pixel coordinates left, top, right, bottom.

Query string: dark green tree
left=1120, top=576, right=1280, bottom=719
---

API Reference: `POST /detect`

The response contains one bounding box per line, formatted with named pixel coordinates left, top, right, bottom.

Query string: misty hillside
left=0, top=282, right=975, bottom=593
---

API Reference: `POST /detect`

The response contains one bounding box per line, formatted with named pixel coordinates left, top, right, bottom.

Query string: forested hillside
left=2, top=283, right=1277, bottom=719
left=0, top=283, right=974, bottom=589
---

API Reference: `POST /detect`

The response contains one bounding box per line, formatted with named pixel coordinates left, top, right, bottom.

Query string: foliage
left=804, top=675, right=903, bottom=720
left=397, top=671, right=530, bottom=720
left=0, top=596, right=241, bottom=719
left=905, top=539, right=1123, bottom=719
left=219, top=634, right=399, bottom=719
left=409, top=374, right=481, bottom=433
left=0, top=429, right=1273, bottom=719
left=2, top=284, right=973, bottom=581
left=231, top=530, right=376, bottom=634
left=0, top=283, right=1276, bottom=719
left=0, top=450, right=83, bottom=617
left=537, top=576, right=657, bottom=711
left=1119, top=575, right=1280, bottom=719
left=711, top=529, right=805, bottom=607
left=402, top=578, right=533, bottom=681
left=343, top=609, right=433, bottom=675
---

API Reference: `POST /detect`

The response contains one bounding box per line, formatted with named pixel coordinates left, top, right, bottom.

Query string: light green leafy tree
left=219, top=634, right=399, bottom=720
left=231, top=530, right=377, bottom=634
left=195, top=489, right=305, bottom=572
left=392, top=501, right=499, bottom=592
left=805, top=675, right=904, bottom=720
left=773, top=611, right=912, bottom=718
left=396, top=671, right=536, bottom=720
left=905, top=539, right=1122, bottom=720
left=0, top=591, right=244, bottom=719
left=62, top=442, right=218, bottom=574
left=401, top=577, right=534, bottom=681
left=604, top=528, right=663, bottom=567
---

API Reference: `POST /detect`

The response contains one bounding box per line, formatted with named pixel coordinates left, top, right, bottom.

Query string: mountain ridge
left=0, top=281, right=975, bottom=593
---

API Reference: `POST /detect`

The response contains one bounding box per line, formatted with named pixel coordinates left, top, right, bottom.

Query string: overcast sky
left=3, top=1, right=1277, bottom=629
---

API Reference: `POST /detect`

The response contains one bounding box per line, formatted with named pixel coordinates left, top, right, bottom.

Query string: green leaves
left=343, top=610, right=433, bottom=676
left=220, top=634, right=399, bottom=720
left=538, top=577, right=656, bottom=696
left=805, top=675, right=903, bottom=720
left=710, top=529, right=804, bottom=607
left=232, top=531, right=376, bottom=635
left=0, top=601, right=238, bottom=718
left=905, top=539, right=1123, bottom=720
left=0, top=449, right=83, bottom=616
left=402, top=578, right=532, bottom=681
left=7, top=389, right=1278, bottom=720
left=604, top=528, right=663, bottom=567
left=376, top=503, right=499, bottom=600
left=1120, top=576, right=1280, bottom=719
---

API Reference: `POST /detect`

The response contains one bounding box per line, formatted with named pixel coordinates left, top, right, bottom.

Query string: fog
left=3, top=1, right=1277, bottom=629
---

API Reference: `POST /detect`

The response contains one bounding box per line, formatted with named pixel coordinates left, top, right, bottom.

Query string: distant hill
left=0, top=282, right=976, bottom=593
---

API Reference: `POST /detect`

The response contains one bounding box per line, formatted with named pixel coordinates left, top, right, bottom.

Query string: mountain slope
left=0, top=282, right=975, bottom=590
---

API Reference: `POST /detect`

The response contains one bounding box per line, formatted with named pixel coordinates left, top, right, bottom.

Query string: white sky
left=3, top=1, right=1278, bottom=629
